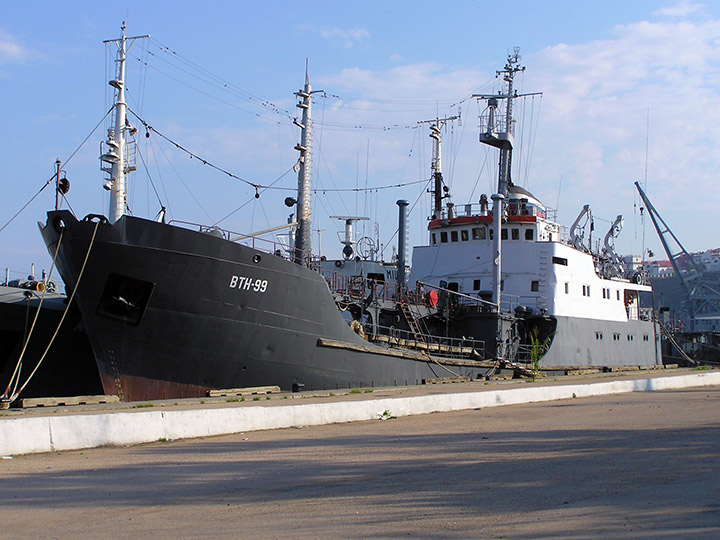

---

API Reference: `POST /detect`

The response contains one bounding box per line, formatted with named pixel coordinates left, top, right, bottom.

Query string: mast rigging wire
left=0, top=107, right=114, bottom=235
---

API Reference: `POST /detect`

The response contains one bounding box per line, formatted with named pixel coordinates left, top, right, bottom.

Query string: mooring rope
left=1, top=233, right=64, bottom=399
left=6, top=220, right=100, bottom=403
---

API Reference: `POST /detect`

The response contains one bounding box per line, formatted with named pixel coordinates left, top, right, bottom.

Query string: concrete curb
left=2, top=371, right=719, bottom=456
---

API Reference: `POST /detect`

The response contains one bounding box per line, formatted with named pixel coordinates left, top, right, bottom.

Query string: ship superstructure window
left=613, top=333, right=621, bottom=341
left=552, top=257, right=568, bottom=266
left=461, top=230, right=469, bottom=241
left=531, top=280, right=539, bottom=292
left=441, top=231, right=448, bottom=243
left=627, top=335, right=634, bottom=341
left=472, top=227, right=486, bottom=240
left=643, top=334, right=649, bottom=341
left=525, top=229, right=534, bottom=241
left=511, top=228, right=520, bottom=240
left=582, top=285, right=591, bottom=297
left=564, top=282, right=569, bottom=294
left=431, top=233, right=437, bottom=245
left=451, top=230, right=458, bottom=242
left=595, top=332, right=603, bottom=340
left=473, top=279, right=481, bottom=290
left=617, top=290, right=621, bottom=300
left=489, top=229, right=494, bottom=240
left=602, top=288, right=611, bottom=299
left=501, top=229, right=508, bottom=240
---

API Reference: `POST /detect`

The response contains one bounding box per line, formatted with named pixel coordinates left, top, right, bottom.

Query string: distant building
left=622, top=247, right=720, bottom=278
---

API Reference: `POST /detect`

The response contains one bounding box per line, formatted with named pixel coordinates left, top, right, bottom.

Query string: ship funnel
left=397, top=200, right=409, bottom=289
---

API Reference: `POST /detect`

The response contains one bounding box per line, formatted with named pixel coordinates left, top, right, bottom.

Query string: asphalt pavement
left=1, top=386, right=719, bottom=539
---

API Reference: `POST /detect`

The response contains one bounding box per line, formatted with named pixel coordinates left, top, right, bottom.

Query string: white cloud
left=294, top=14, right=720, bottom=254
left=654, top=1, right=704, bottom=18
left=0, top=30, right=30, bottom=64
left=297, top=24, right=370, bottom=48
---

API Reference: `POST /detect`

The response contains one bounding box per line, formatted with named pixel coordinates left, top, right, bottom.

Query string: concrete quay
left=1, top=368, right=719, bottom=457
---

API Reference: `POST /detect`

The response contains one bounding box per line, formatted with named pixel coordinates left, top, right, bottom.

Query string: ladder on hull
left=400, top=302, right=426, bottom=343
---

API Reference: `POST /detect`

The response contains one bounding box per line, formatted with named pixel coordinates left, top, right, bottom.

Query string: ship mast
left=293, top=63, right=323, bottom=265
left=473, top=49, right=525, bottom=317
left=418, top=115, right=460, bottom=219
left=101, top=23, right=149, bottom=223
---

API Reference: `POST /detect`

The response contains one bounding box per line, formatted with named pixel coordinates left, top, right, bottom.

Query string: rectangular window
left=511, top=228, right=520, bottom=240
left=531, top=280, right=539, bottom=292
left=489, top=229, right=494, bottom=240
left=440, top=231, right=448, bottom=243
left=451, top=230, right=458, bottom=242
left=525, top=229, right=534, bottom=241
left=472, top=227, right=486, bottom=240
left=564, top=282, right=569, bottom=294
left=582, top=285, right=591, bottom=297
left=501, top=229, right=508, bottom=240
left=617, top=290, right=620, bottom=300
left=461, top=230, right=469, bottom=242
left=431, top=233, right=437, bottom=245
left=473, top=279, right=481, bottom=290
left=552, top=257, right=568, bottom=266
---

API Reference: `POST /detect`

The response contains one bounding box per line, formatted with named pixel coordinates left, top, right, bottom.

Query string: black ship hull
left=0, top=286, right=102, bottom=399
left=40, top=211, right=480, bottom=401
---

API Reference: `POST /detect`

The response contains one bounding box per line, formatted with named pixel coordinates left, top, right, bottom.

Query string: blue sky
left=2, top=0, right=719, bottom=282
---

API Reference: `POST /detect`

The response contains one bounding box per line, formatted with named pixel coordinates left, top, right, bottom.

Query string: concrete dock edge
left=2, top=371, right=719, bottom=456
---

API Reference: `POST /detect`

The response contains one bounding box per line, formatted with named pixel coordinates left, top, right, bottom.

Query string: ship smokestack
left=397, top=199, right=409, bottom=289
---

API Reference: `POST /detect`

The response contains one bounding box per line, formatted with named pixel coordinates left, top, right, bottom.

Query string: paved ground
left=2, top=387, right=719, bottom=539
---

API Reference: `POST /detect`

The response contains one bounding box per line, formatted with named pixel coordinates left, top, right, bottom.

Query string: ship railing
left=444, top=200, right=550, bottom=220
left=367, top=323, right=486, bottom=360
left=515, top=344, right=535, bottom=365
left=455, top=293, right=546, bottom=315
left=320, top=270, right=405, bottom=303
left=168, top=220, right=292, bottom=256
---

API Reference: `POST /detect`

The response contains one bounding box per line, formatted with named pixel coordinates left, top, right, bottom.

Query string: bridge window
left=451, top=230, right=458, bottom=242
left=431, top=233, right=437, bottom=245
left=472, top=227, right=486, bottom=240
left=525, top=229, right=534, bottom=240
left=441, top=231, right=448, bottom=243
left=511, top=228, right=520, bottom=240
left=461, top=230, right=469, bottom=242
left=501, top=229, right=508, bottom=240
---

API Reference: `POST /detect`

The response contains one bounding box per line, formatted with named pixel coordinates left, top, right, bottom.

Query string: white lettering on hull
left=229, top=275, right=268, bottom=293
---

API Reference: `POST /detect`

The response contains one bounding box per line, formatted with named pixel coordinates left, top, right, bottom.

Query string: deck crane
left=634, top=182, right=720, bottom=331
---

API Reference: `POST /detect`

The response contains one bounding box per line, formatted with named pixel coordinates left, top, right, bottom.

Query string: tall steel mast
left=473, top=49, right=528, bottom=314
left=293, top=63, right=323, bottom=265
left=101, top=23, right=149, bottom=223
left=417, top=115, right=460, bottom=220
